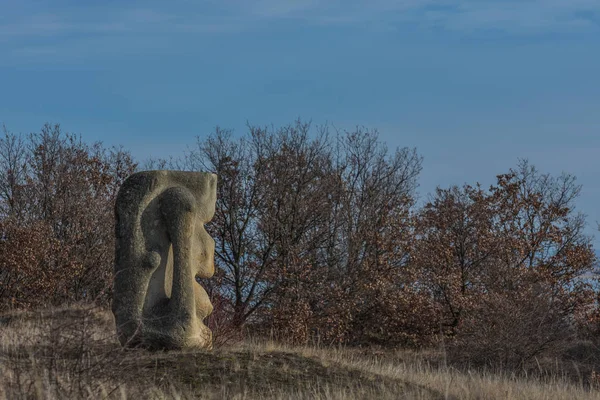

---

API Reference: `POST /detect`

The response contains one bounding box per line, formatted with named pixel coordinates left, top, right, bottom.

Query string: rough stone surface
left=112, top=170, right=217, bottom=350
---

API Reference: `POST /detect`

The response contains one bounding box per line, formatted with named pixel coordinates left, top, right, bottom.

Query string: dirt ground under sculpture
left=112, top=170, right=217, bottom=350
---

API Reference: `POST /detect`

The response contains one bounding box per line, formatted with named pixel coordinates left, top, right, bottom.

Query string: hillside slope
left=0, top=306, right=598, bottom=399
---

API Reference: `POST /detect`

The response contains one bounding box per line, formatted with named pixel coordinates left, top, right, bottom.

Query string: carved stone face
left=112, top=170, right=217, bottom=350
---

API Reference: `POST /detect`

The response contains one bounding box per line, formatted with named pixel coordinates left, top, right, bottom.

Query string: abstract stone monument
left=112, top=170, right=217, bottom=350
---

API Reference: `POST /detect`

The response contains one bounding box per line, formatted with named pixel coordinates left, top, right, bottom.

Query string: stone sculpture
left=112, top=170, right=217, bottom=350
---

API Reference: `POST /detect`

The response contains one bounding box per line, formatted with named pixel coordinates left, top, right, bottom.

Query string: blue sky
left=1, top=0, right=599, bottom=248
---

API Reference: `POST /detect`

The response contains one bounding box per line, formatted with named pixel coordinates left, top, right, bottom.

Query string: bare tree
left=0, top=125, right=28, bottom=219
left=184, top=121, right=423, bottom=343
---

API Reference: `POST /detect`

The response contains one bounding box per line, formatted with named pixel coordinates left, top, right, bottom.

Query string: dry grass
left=1, top=305, right=599, bottom=399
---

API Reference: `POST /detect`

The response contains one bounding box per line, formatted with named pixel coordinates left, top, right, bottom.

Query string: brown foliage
left=0, top=124, right=136, bottom=311
left=411, top=160, right=597, bottom=367
left=2, top=119, right=598, bottom=370
left=181, top=122, right=597, bottom=356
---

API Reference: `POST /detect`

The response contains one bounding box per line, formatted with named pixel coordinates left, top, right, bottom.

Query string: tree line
left=1, top=121, right=598, bottom=368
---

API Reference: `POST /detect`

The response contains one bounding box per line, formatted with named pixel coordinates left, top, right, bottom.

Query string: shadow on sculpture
left=112, top=170, right=217, bottom=350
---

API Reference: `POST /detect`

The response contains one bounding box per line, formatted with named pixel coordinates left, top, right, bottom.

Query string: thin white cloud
left=245, top=0, right=323, bottom=18
left=419, top=0, right=600, bottom=33
left=237, top=0, right=600, bottom=34
left=0, top=0, right=598, bottom=58
left=0, top=6, right=245, bottom=40
left=1, top=0, right=599, bottom=40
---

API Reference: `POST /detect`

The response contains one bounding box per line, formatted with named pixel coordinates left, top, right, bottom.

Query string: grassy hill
left=1, top=306, right=599, bottom=399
